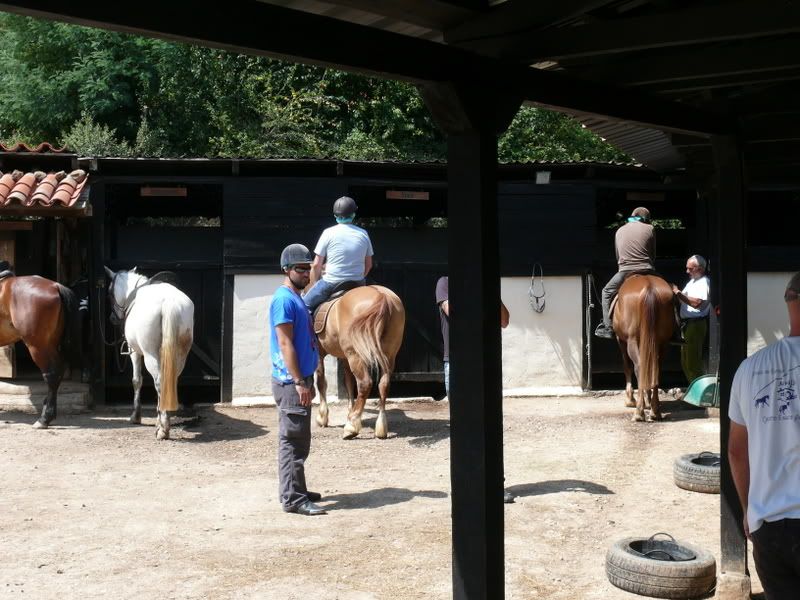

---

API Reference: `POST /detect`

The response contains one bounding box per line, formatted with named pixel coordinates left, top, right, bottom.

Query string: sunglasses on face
left=785, top=289, right=799, bottom=303
left=291, top=266, right=311, bottom=273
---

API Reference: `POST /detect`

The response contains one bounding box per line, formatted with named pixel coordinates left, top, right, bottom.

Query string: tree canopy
left=0, top=13, right=629, bottom=163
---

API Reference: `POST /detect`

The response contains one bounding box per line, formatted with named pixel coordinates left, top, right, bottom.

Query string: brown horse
left=0, top=272, right=80, bottom=428
left=613, top=274, right=675, bottom=422
left=314, top=285, right=405, bottom=439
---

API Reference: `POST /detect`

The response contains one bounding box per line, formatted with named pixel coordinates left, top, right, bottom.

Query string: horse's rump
left=345, top=287, right=392, bottom=374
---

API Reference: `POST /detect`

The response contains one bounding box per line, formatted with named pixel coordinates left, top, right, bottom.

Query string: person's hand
left=671, top=284, right=680, bottom=295
left=296, top=383, right=313, bottom=407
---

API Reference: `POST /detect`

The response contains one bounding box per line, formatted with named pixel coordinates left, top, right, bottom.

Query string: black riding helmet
left=333, top=196, right=358, bottom=217
left=280, top=243, right=313, bottom=271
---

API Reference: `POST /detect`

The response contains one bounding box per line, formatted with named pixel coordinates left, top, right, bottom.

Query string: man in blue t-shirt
left=270, top=243, right=325, bottom=516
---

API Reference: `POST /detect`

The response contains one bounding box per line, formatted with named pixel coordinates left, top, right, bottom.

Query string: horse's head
left=105, top=266, right=147, bottom=324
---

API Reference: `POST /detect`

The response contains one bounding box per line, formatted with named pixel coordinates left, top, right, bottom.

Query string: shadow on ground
left=0, top=406, right=269, bottom=442
left=320, top=486, right=448, bottom=510
left=507, top=479, right=614, bottom=498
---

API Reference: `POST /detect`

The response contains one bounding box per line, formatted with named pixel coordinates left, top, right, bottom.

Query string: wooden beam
left=711, top=134, right=750, bottom=593
left=317, top=0, right=481, bottom=31
left=570, top=38, right=800, bottom=87
left=0, top=0, right=732, bottom=135
left=640, top=68, right=800, bottom=94
left=444, top=0, right=611, bottom=44
left=455, top=0, right=800, bottom=61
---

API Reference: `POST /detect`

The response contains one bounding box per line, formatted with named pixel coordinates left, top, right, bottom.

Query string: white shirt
left=314, top=223, right=374, bottom=283
left=729, top=336, right=800, bottom=533
left=680, top=275, right=710, bottom=319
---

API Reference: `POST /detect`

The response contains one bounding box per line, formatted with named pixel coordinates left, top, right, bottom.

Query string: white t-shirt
left=314, top=223, right=374, bottom=283
left=680, top=275, right=710, bottom=319
left=729, top=336, right=800, bottom=534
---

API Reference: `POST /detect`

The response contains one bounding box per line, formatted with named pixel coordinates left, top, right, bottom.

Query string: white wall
left=232, top=274, right=282, bottom=401
left=500, top=276, right=583, bottom=393
left=747, top=272, right=794, bottom=356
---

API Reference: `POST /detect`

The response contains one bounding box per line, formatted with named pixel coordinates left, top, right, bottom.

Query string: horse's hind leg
left=29, top=347, right=63, bottom=429
left=129, top=350, right=143, bottom=425
left=343, top=359, right=371, bottom=440
left=144, top=354, right=169, bottom=440
left=315, top=352, right=329, bottom=428
left=374, top=358, right=395, bottom=440
left=617, top=340, right=635, bottom=408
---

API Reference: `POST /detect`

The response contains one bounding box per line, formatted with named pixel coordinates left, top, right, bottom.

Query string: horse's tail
left=348, top=290, right=392, bottom=375
left=638, top=283, right=660, bottom=392
left=57, top=284, right=81, bottom=370
left=159, top=300, right=182, bottom=412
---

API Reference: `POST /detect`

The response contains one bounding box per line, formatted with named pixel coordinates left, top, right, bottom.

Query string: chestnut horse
left=314, top=286, right=405, bottom=439
left=613, top=274, right=675, bottom=422
left=0, top=270, right=80, bottom=428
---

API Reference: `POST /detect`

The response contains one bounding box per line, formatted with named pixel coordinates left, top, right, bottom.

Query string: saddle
left=0, top=261, right=14, bottom=281
left=312, top=280, right=364, bottom=334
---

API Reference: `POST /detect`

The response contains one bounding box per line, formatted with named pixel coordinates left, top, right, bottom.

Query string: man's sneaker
left=594, top=324, right=615, bottom=339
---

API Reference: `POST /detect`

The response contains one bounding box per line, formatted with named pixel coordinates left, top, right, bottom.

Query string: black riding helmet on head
left=280, top=243, right=313, bottom=271
left=333, top=196, right=358, bottom=218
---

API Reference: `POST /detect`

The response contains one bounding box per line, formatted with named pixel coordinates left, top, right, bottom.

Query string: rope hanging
left=529, top=263, right=546, bottom=313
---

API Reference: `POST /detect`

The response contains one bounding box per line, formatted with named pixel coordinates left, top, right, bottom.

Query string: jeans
left=752, top=518, right=800, bottom=600
left=601, top=269, right=656, bottom=328
left=444, top=361, right=450, bottom=397
left=303, top=279, right=337, bottom=312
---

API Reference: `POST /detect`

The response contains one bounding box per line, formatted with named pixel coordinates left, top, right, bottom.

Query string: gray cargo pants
left=272, top=375, right=315, bottom=511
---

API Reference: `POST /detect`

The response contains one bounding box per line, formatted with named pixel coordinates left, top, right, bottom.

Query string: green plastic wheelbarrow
left=682, top=375, right=719, bottom=408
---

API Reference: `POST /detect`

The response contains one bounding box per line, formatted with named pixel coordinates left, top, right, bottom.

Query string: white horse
left=105, top=267, right=194, bottom=440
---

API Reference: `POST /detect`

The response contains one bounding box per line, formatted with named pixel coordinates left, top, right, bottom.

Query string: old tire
left=606, top=537, right=716, bottom=598
left=674, top=452, right=720, bottom=494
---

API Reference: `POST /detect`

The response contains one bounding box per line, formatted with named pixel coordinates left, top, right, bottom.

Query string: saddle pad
left=313, top=297, right=341, bottom=334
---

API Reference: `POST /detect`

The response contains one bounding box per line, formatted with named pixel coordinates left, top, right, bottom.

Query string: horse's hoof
left=155, top=428, right=169, bottom=441
left=315, top=415, right=328, bottom=428
left=632, top=414, right=645, bottom=422
left=649, top=413, right=664, bottom=422
left=32, top=420, right=47, bottom=429
left=342, top=424, right=358, bottom=440
left=129, top=415, right=141, bottom=425
left=624, top=400, right=636, bottom=408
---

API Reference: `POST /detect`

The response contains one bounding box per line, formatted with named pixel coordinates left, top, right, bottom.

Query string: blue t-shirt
left=269, top=286, right=319, bottom=383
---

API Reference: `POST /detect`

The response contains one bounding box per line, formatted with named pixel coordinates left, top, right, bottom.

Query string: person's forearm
left=278, top=339, right=304, bottom=381
left=729, top=446, right=750, bottom=517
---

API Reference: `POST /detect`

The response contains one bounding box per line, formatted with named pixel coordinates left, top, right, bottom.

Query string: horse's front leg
left=617, top=339, right=635, bottom=408
left=30, top=348, right=62, bottom=429
left=315, top=352, right=329, bottom=428
left=343, top=359, right=371, bottom=440
left=129, top=350, right=143, bottom=425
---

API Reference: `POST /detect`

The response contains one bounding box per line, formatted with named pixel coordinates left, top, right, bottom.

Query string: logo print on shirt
left=777, top=378, right=796, bottom=416
left=755, top=395, right=769, bottom=408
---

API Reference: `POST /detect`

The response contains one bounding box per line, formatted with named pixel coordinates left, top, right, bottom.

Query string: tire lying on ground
left=606, top=536, right=717, bottom=599
left=673, top=452, right=720, bottom=494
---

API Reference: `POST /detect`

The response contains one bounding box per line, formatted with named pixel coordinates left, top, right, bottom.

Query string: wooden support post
left=420, top=82, right=521, bottom=600
left=221, top=273, right=234, bottom=403
left=90, top=182, right=107, bottom=407
left=710, top=135, right=750, bottom=599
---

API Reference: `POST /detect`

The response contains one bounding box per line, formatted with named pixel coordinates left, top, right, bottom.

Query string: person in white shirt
left=729, top=271, right=800, bottom=600
left=672, top=254, right=710, bottom=383
left=303, top=196, right=374, bottom=312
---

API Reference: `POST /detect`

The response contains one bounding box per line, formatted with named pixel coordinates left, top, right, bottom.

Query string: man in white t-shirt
left=672, top=254, right=711, bottom=383
left=729, top=271, right=800, bottom=599
left=303, top=196, right=374, bottom=312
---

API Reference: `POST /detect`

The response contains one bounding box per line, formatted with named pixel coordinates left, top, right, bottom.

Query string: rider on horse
left=595, top=207, right=657, bottom=339
left=303, top=196, right=374, bottom=313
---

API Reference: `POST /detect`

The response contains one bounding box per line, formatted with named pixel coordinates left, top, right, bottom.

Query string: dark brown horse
left=613, top=274, right=675, bottom=422
left=0, top=272, right=80, bottom=428
left=314, top=285, right=405, bottom=439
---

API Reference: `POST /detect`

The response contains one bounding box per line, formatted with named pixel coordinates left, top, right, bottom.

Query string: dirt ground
left=1, top=395, right=762, bottom=599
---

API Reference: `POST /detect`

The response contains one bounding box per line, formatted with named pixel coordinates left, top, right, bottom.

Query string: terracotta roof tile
left=0, top=142, right=69, bottom=153
left=0, top=169, right=88, bottom=208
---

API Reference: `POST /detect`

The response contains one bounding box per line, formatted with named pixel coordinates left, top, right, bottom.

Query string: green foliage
left=0, top=13, right=629, bottom=164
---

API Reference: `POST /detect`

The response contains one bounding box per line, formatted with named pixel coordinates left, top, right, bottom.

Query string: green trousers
left=681, top=318, right=708, bottom=384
